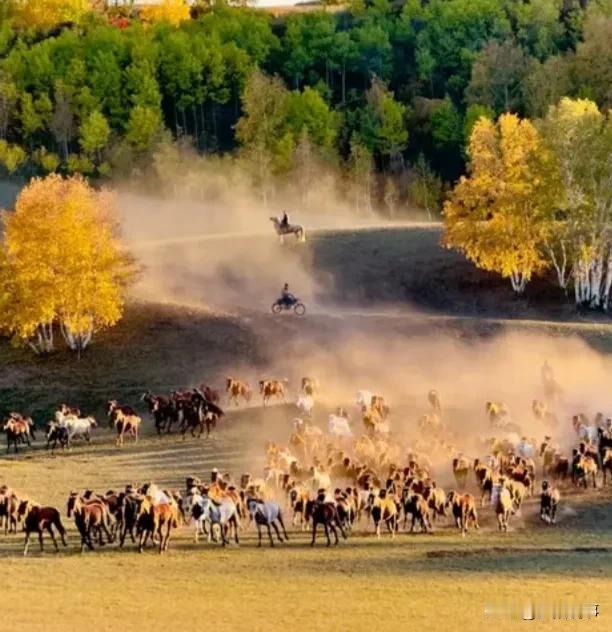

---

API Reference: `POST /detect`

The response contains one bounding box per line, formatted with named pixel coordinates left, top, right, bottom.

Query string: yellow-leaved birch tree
left=0, top=174, right=135, bottom=354
left=443, top=113, right=553, bottom=293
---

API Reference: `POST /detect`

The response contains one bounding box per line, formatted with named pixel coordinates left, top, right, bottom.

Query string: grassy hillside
left=1, top=404, right=611, bottom=631
left=304, top=226, right=600, bottom=321
left=3, top=225, right=612, bottom=419
left=1, top=226, right=612, bottom=630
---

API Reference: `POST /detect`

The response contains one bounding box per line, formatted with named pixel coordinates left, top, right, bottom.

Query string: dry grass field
left=1, top=226, right=612, bottom=631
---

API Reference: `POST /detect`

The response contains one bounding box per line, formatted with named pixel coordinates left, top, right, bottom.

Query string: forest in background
left=0, top=0, right=611, bottom=215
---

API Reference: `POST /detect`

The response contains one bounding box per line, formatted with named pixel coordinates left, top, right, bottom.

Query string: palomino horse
left=269, top=217, right=306, bottom=244
left=136, top=496, right=179, bottom=554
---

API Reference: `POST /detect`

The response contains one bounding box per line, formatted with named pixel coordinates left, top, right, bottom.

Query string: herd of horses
left=2, top=367, right=612, bottom=556
left=2, top=378, right=294, bottom=454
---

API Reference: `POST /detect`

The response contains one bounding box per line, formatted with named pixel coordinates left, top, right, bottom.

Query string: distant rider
left=541, top=360, right=554, bottom=386
left=280, top=282, right=295, bottom=307
left=280, top=211, right=289, bottom=229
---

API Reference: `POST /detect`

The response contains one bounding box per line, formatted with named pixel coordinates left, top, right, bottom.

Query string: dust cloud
left=113, top=147, right=428, bottom=311
left=258, top=327, right=609, bottom=451
left=111, top=154, right=611, bottom=483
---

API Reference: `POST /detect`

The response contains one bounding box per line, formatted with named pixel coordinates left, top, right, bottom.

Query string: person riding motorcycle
left=280, top=283, right=296, bottom=307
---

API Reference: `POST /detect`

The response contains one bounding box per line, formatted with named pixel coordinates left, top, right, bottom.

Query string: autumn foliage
left=139, top=0, right=190, bottom=26
left=0, top=175, right=135, bottom=354
left=11, top=0, right=93, bottom=30
left=444, top=98, right=612, bottom=307
left=444, top=113, right=552, bottom=293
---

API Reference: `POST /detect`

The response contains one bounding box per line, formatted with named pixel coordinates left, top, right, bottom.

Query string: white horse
left=577, top=423, right=598, bottom=443
left=191, top=495, right=240, bottom=546
left=270, top=216, right=306, bottom=244
left=296, top=394, right=314, bottom=416
left=59, top=415, right=97, bottom=442
left=328, top=414, right=353, bottom=438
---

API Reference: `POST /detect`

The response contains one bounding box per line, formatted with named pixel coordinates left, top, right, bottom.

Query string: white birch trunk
left=603, top=254, right=612, bottom=311
left=589, top=255, right=603, bottom=308
left=510, top=270, right=528, bottom=294
left=30, top=322, right=54, bottom=354
left=546, top=242, right=570, bottom=290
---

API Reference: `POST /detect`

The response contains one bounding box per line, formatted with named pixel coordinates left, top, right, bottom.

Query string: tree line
left=0, top=0, right=611, bottom=214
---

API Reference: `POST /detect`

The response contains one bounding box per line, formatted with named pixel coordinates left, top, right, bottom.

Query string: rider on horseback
left=280, top=283, right=295, bottom=306
left=280, top=211, right=289, bottom=229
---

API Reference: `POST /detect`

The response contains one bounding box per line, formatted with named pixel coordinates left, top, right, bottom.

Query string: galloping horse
left=269, top=217, right=306, bottom=244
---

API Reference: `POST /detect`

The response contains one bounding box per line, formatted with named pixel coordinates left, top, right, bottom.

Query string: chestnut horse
left=226, top=378, right=252, bottom=406
left=67, top=492, right=113, bottom=552
left=20, top=501, right=67, bottom=556
left=259, top=379, right=288, bottom=407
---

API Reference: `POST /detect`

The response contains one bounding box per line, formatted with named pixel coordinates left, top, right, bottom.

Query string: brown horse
left=226, top=378, right=252, bottom=406
left=67, top=492, right=113, bottom=552
left=199, top=384, right=220, bottom=404
left=137, top=498, right=179, bottom=554
left=305, top=493, right=346, bottom=546
left=141, top=391, right=175, bottom=434
left=20, top=501, right=68, bottom=556
left=4, top=415, right=35, bottom=454
left=259, top=379, right=287, bottom=407
left=0, top=485, right=23, bottom=534
left=118, top=491, right=144, bottom=547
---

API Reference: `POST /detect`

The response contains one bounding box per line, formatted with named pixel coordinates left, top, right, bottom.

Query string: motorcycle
left=271, top=297, right=306, bottom=316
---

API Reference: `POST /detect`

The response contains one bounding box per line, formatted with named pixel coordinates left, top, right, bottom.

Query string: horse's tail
left=53, top=512, right=67, bottom=539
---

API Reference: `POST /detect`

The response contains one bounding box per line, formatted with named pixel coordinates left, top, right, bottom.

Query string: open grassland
left=2, top=226, right=612, bottom=630
left=0, top=411, right=611, bottom=632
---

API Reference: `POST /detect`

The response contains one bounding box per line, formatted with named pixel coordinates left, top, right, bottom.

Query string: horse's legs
left=311, top=521, right=317, bottom=546
left=157, top=524, right=165, bottom=554
left=38, top=530, right=44, bottom=552
left=330, top=522, right=339, bottom=545
left=47, top=525, right=59, bottom=551
left=271, top=521, right=283, bottom=543
left=23, top=530, right=31, bottom=556
left=257, top=523, right=262, bottom=547
left=233, top=518, right=240, bottom=545
left=278, top=513, right=289, bottom=541
left=324, top=522, right=331, bottom=546
left=164, top=524, right=172, bottom=552
left=265, top=523, right=274, bottom=547
left=138, top=530, right=146, bottom=553
left=102, top=520, right=113, bottom=545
